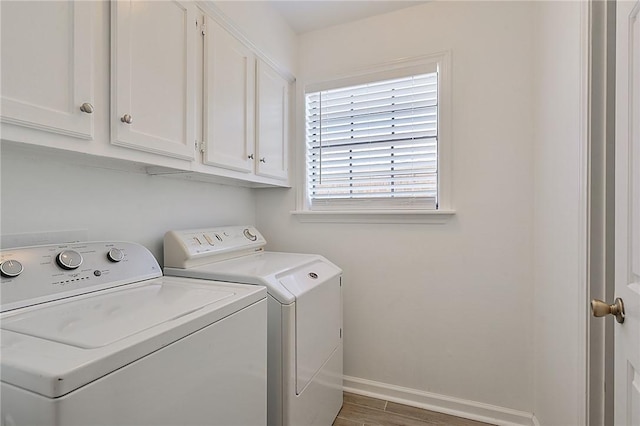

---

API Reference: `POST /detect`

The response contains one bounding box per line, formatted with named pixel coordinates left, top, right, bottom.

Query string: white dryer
left=164, top=226, right=343, bottom=426
left=0, top=241, right=267, bottom=426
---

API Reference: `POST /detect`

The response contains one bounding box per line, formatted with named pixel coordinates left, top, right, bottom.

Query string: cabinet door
left=203, top=17, right=255, bottom=173
left=256, top=60, right=289, bottom=180
left=1, top=1, right=94, bottom=139
left=112, top=0, right=195, bottom=160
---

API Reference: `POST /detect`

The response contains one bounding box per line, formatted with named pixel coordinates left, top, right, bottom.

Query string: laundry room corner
left=1, top=0, right=604, bottom=424
left=256, top=2, right=537, bottom=424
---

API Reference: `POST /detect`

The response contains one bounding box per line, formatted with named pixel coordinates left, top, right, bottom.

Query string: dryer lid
left=165, top=251, right=342, bottom=304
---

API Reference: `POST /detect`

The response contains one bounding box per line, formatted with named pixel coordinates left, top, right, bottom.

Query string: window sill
left=290, top=209, right=456, bottom=224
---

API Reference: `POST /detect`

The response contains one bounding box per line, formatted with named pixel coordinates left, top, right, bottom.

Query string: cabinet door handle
left=121, top=114, right=133, bottom=124
left=248, top=154, right=254, bottom=159
left=80, top=103, right=94, bottom=114
left=260, top=158, right=266, bottom=163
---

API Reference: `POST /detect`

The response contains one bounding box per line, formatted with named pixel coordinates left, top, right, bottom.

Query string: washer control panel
left=164, top=225, right=266, bottom=269
left=0, top=241, right=162, bottom=312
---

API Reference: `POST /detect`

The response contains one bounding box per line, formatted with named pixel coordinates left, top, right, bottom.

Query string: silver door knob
left=248, top=154, right=254, bottom=159
left=80, top=103, right=94, bottom=114
left=260, top=157, right=266, bottom=163
left=121, top=114, right=133, bottom=124
left=591, top=298, right=625, bottom=323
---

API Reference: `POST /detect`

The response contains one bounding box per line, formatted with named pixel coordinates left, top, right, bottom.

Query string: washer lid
left=2, top=281, right=234, bottom=349
left=0, top=276, right=266, bottom=398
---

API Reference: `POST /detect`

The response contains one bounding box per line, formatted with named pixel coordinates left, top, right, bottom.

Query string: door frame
left=587, top=1, right=617, bottom=425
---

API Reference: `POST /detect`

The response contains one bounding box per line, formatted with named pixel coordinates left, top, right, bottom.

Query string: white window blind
left=306, top=72, right=438, bottom=210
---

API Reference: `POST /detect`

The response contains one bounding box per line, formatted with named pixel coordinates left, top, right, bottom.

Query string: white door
left=0, top=1, right=94, bottom=139
left=203, top=17, right=255, bottom=173
left=615, top=1, right=640, bottom=424
left=111, top=0, right=195, bottom=160
left=256, top=60, right=289, bottom=181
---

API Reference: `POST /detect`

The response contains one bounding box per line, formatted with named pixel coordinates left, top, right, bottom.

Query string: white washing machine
left=164, top=226, right=343, bottom=426
left=0, top=241, right=267, bottom=426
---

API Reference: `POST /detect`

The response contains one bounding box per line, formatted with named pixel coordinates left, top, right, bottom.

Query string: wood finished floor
left=333, top=392, right=495, bottom=426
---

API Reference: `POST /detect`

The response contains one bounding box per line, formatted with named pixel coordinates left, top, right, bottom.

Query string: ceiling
left=268, top=1, right=429, bottom=34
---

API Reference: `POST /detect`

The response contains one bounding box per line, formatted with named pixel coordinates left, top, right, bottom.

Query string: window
left=302, top=55, right=450, bottom=217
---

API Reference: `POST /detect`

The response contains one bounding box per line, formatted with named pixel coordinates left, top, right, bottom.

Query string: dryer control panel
left=164, top=226, right=266, bottom=269
left=0, top=242, right=162, bottom=312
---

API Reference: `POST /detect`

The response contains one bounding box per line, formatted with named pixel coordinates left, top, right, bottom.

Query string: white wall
left=532, top=2, right=588, bottom=424
left=256, top=1, right=536, bottom=417
left=212, top=1, right=297, bottom=75
left=0, top=147, right=255, bottom=262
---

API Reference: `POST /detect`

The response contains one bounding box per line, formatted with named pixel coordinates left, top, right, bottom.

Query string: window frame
left=293, top=51, right=454, bottom=224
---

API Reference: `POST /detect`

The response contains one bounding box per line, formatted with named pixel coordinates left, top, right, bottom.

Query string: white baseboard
left=343, top=375, right=538, bottom=426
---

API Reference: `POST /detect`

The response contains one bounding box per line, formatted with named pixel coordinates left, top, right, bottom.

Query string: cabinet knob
left=248, top=154, right=254, bottom=159
left=260, top=157, right=266, bottom=163
left=121, top=114, right=133, bottom=124
left=80, top=103, right=94, bottom=114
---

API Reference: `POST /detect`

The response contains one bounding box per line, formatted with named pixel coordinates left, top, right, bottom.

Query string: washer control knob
left=243, top=228, right=257, bottom=241
left=56, top=250, right=83, bottom=270
left=107, top=248, right=125, bottom=263
left=1, top=260, right=24, bottom=278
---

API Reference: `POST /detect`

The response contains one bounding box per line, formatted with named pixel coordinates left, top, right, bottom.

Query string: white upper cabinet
left=1, top=1, right=94, bottom=139
left=203, top=17, right=255, bottom=173
left=201, top=18, right=290, bottom=183
left=1, top=2, right=292, bottom=186
left=256, top=60, right=289, bottom=180
left=111, top=0, right=196, bottom=160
